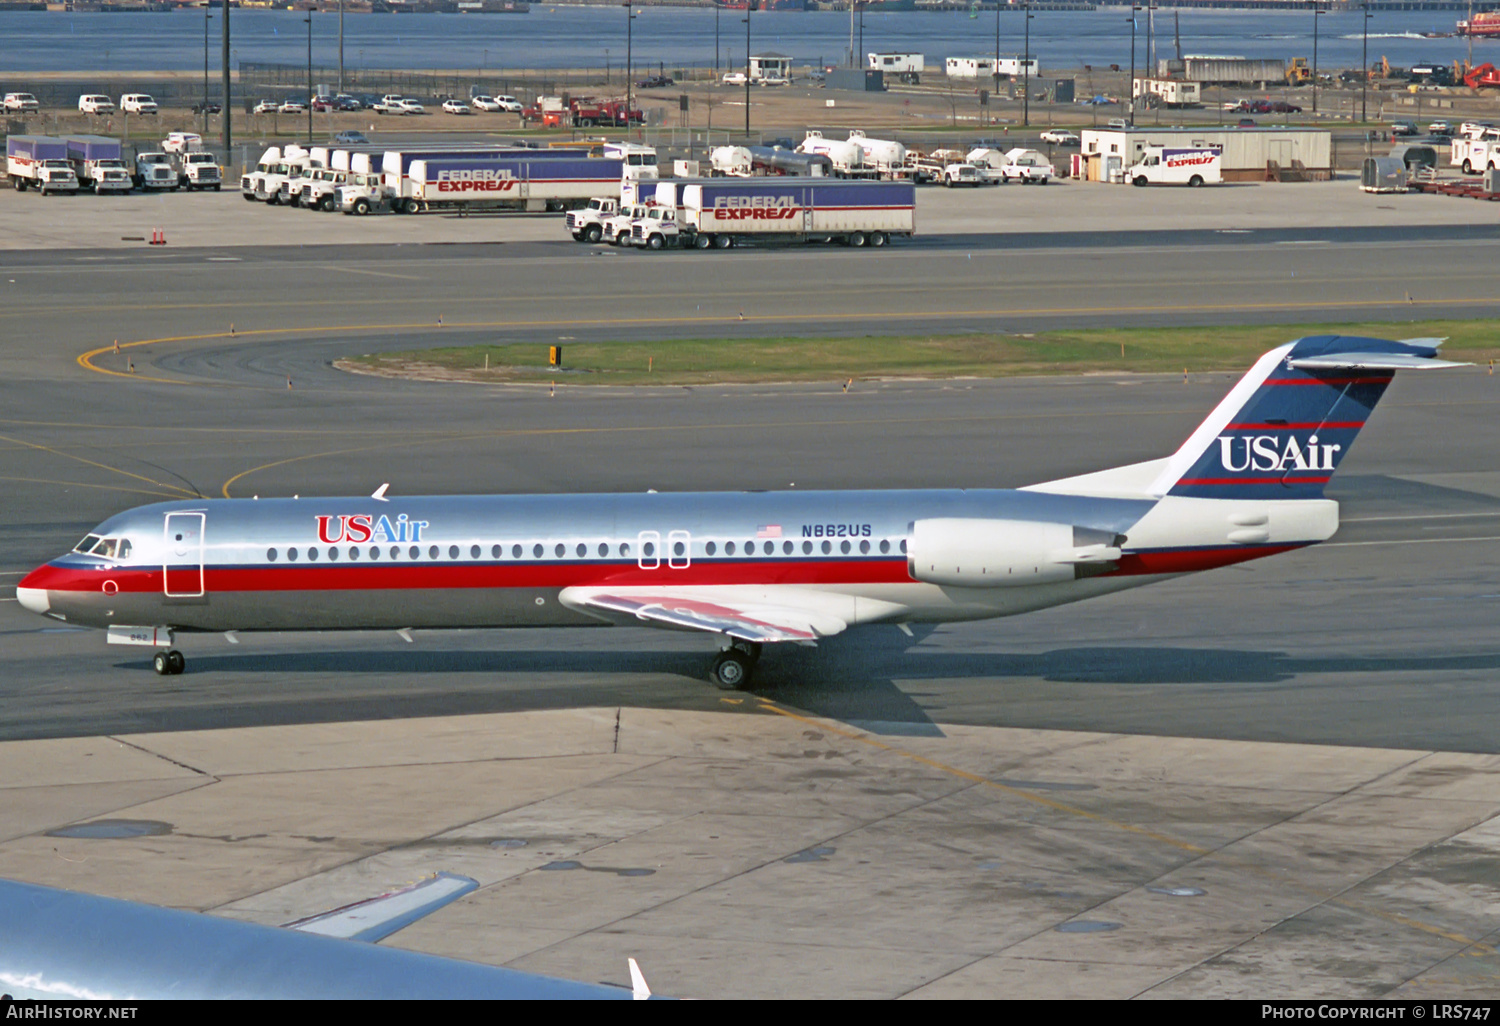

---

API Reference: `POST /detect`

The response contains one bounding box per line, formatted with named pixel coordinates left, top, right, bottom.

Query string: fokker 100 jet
left=16, top=336, right=1464, bottom=688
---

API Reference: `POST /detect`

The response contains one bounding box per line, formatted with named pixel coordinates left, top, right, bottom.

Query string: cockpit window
left=74, top=535, right=130, bottom=559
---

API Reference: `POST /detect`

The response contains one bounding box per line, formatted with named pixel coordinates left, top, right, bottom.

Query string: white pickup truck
left=996, top=148, right=1053, bottom=185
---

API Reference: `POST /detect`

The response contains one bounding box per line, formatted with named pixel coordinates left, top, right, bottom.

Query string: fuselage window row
left=257, top=537, right=904, bottom=564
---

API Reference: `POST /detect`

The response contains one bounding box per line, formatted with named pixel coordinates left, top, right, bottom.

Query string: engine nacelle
left=907, top=518, right=1123, bottom=588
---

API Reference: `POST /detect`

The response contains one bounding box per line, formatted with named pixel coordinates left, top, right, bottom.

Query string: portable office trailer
left=1080, top=127, right=1331, bottom=182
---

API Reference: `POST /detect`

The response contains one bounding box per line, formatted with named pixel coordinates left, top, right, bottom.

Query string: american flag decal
left=756, top=524, right=782, bottom=538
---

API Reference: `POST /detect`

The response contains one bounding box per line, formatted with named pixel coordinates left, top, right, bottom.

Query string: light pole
left=859, top=4, right=864, bottom=73
left=203, top=6, right=211, bottom=136
left=221, top=0, right=230, bottom=153
left=715, top=4, right=720, bottom=73
left=1022, top=0, right=1032, bottom=128
left=339, top=0, right=345, bottom=96
left=625, top=3, right=635, bottom=121
left=1361, top=0, right=1371, bottom=123
left=1311, top=1, right=1323, bottom=113
left=1129, top=4, right=1140, bottom=126
left=744, top=2, right=753, bottom=137
left=305, top=13, right=313, bottom=144
left=994, top=2, right=1001, bottom=100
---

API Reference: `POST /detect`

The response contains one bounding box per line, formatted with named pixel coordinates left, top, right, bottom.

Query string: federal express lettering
left=433, top=168, right=517, bottom=193
left=711, top=195, right=799, bottom=220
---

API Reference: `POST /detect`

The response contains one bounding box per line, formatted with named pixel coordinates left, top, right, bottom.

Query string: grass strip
left=337, top=320, right=1500, bottom=387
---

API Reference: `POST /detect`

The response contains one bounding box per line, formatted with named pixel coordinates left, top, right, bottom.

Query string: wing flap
left=560, top=587, right=848, bottom=643
left=284, top=872, right=478, bottom=943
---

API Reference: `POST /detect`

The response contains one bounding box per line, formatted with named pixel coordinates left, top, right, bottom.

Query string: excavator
left=1464, top=62, right=1500, bottom=88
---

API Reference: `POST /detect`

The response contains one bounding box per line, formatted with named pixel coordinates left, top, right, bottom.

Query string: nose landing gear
left=710, top=640, right=761, bottom=690
left=152, top=649, right=185, bottom=675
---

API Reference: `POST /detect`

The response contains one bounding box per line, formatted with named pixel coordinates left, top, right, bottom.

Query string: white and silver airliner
left=16, top=336, right=1464, bottom=688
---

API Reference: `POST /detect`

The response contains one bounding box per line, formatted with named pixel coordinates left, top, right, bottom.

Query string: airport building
left=1080, top=126, right=1334, bottom=183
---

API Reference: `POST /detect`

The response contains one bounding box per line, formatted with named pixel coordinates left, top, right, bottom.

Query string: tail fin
left=1148, top=335, right=1468, bottom=500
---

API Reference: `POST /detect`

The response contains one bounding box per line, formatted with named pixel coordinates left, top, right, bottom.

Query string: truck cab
left=240, top=146, right=279, bottom=200
left=302, top=168, right=351, bottom=211
left=133, top=151, right=176, bottom=190
left=338, top=172, right=390, bottom=215
left=172, top=150, right=221, bottom=190
left=566, top=196, right=620, bottom=242
left=602, top=202, right=652, bottom=244
left=603, top=142, right=658, bottom=181
left=624, top=205, right=680, bottom=249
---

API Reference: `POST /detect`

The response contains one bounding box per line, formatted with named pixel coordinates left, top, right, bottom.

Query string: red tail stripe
left=1263, top=376, right=1392, bottom=386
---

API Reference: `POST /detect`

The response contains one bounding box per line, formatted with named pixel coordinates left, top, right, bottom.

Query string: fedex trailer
left=376, top=155, right=626, bottom=214
left=625, top=179, right=916, bottom=250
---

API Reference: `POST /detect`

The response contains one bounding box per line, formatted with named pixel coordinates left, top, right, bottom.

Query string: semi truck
left=170, top=148, right=222, bottom=190
left=1126, top=144, right=1222, bottom=186
left=7, top=136, right=79, bottom=194
left=847, top=130, right=909, bottom=179
left=133, top=149, right=179, bottom=190
left=343, top=152, right=621, bottom=214
left=64, top=135, right=132, bottom=194
left=619, top=179, right=917, bottom=250
left=797, top=132, right=867, bottom=176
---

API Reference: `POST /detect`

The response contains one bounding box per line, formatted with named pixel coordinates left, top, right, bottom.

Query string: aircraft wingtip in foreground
left=0, top=874, right=657, bottom=1000
left=16, top=336, right=1467, bottom=688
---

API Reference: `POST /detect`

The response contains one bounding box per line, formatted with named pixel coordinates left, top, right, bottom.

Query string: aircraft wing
left=559, top=587, right=849, bottom=643
left=284, top=871, right=478, bottom=943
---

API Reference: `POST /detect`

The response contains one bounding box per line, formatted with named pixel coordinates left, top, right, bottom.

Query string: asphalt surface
left=2, top=230, right=1498, bottom=749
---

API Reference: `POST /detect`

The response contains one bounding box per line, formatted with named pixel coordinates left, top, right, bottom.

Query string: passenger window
left=391, top=546, right=400, bottom=559
left=705, top=541, right=716, bottom=556
left=471, top=544, right=482, bottom=559
left=328, top=547, right=340, bottom=561
left=725, top=541, right=735, bottom=556
left=859, top=540, right=869, bottom=554
left=620, top=542, right=630, bottom=557
left=410, top=545, right=420, bottom=559
left=513, top=544, right=523, bottom=558
left=308, top=548, right=319, bottom=562
left=267, top=548, right=278, bottom=562
left=349, top=547, right=360, bottom=560
left=841, top=541, right=851, bottom=555
left=493, top=544, right=503, bottom=558
left=822, top=541, right=832, bottom=555
left=533, top=543, right=544, bottom=558
left=288, top=547, right=299, bottom=562
left=429, top=545, right=439, bottom=559
left=598, top=542, right=609, bottom=557
left=802, top=541, right=813, bottom=555
left=555, top=543, right=566, bottom=558
left=369, top=546, right=380, bottom=561
left=449, top=545, right=460, bottom=559
left=782, top=541, right=793, bottom=555
left=879, top=539, right=890, bottom=554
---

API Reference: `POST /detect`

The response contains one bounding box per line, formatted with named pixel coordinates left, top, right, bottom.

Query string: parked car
left=493, top=94, right=523, bottom=112
left=334, top=94, right=362, bottom=111
left=1270, top=101, right=1302, bottom=113
left=161, top=131, right=203, bottom=154
left=331, top=130, right=369, bottom=145
left=721, top=72, right=747, bottom=86
left=1427, top=120, right=1454, bottom=136
left=1223, top=99, right=1248, bottom=112
left=311, top=96, right=335, bottom=112
left=78, top=94, right=115, bottom=115
left=1391, top=120, right=1419, bottom=137
left=396, top=98, right=426, bottom=115
left=1249, top=99, right=1274, bottom=114
left=470, top=94, right=503, bottom=112
left=1106, top=117, right=1131, bottom=130
left=1237, top=117, right=1258, bottom=128
left=189, top=102, right=222, bottom=115
left=637, top=75, right=674, bottom=89
left=3, top=93, right=39, bottom=113
left=278, top=99, right=307, bottom=115
left=253, top=99, right=278, bottom=115
left=1039, top=129, right=1078, bottom=146
left=119, top=94, right=158, bottom=115
left=441, top=99, right=473, bottom=115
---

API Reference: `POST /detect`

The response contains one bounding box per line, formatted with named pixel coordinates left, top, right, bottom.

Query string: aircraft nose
left=16, top=586, right=49, bottom=615
left=16, top=566, right=51, bottom=615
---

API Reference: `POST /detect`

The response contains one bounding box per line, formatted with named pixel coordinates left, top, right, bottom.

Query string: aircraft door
left=667, top=530, right=691, bottom=569
left=163, top=511, right=205, bottom=598
left=802, top=186, right=814, bottom=233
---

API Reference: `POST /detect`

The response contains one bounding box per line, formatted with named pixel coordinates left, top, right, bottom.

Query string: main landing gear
left=152, top=649, right=185, bottom=675
left=710, top=641, right=761, bottom=690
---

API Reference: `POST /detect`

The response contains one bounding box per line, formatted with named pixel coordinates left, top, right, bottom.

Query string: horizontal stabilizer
left=284, top=872, right=478, bottom=943
left=560, top=587, right=848, bottom=643
left=1397, top=336, right=1448, bottom=347
left=1288, top=353, right=1470, bottom=371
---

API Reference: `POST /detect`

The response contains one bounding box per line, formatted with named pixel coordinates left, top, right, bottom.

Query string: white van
left=121, top=94, right=159, bottom=115
left=78, top=94, right=115, bottom=115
